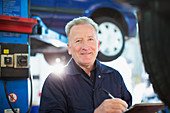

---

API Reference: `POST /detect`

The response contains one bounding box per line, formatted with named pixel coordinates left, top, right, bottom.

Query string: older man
left=39, top=17, right=132, bottom=113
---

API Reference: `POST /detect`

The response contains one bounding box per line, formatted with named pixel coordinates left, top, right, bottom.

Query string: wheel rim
left=98, top=22, right=124, bottom=56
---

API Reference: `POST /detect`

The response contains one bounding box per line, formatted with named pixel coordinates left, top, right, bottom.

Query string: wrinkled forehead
left=69, top=23, right=97, bottom=35
left=68, top=23, right=98, bottom=41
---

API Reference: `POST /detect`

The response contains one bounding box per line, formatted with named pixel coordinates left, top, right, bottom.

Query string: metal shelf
left=0, top=15, right=37, bottom=33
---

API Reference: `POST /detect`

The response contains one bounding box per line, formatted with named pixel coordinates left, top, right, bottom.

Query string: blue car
left=30, top=0, right=137, bottom=61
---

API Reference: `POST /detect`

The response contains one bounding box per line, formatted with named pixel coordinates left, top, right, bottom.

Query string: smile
left=80, top=52, right=92, bottom=55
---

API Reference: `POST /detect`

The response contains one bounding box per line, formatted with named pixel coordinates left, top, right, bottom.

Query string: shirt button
left=98, top=75, right=101, bottom=78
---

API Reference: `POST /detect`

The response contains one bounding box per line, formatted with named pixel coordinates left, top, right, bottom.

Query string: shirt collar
left=72, top=58, right=97, bottom=75
left=65, top=58, right=114, bottom=75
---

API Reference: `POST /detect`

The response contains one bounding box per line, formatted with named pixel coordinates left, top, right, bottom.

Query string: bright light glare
left=50, top=63, right=65, bottom=75
left=55, top=58, right=61, bottom=63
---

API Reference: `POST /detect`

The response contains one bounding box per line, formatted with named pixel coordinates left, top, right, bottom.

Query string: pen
left=102, top=88, right=115, bottom=99
left=103, top=88, right=129, bottom=112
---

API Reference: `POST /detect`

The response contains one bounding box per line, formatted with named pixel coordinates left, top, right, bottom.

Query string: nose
left=81, top=40, right=90, bottom=50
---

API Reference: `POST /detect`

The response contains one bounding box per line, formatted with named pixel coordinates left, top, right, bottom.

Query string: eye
left=76, top=39, right=81, bottom=43
left=89, top=38, right=94, bottom=41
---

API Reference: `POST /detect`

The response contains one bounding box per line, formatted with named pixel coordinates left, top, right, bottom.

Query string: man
left=39, top=17, right=132, bottom=113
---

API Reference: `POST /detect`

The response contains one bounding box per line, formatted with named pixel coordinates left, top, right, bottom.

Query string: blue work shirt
left=39, top=59, right=132, bottom=113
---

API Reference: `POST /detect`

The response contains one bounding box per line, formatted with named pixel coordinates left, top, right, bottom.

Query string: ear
left=97, top=40, right=100, bottom=52
left=67, top=43, right=72, bottom=55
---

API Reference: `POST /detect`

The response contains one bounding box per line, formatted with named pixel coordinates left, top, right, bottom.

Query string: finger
left=110, top=103, right=127, bottom=112
left=112, top=98, right=128, bottom=108
left=104, top=99, right=127, bottom=112
left=111, top=109, right=122, bottom=113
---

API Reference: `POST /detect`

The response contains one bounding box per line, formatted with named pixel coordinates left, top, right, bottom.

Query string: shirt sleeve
left=120, top=74, right=132, bottom=108
left=39, top=74, right=68, bottom=113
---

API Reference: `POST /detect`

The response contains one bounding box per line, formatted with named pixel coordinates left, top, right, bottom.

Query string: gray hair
left=65, top=16, right=99, bottom=43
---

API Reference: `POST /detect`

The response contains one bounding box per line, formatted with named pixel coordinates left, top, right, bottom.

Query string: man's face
left=67, top=23, right=100, bottom=68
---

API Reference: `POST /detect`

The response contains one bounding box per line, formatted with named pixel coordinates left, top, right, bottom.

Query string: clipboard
left=125, top=103, right=165, bottom=113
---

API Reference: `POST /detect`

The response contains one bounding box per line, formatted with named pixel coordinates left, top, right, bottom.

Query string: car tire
left=94, top=16, right=125, bottom=62
left=138, top=10, right=170, bottom=107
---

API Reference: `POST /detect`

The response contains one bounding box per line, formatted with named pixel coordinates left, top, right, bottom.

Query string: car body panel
left=30, top=0, right=137, bottom=37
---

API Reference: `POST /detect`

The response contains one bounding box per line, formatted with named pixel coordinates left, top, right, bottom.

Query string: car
left=30, top=0, right=137, bottom=61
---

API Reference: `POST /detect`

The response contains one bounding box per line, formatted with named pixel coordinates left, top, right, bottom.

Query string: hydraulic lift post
left=0, top=0, right=37, bottom=112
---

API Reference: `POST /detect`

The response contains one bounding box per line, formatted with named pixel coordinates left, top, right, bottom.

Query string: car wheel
left=138, top=9, right=170, bottom=107
left=94, top=16, right=125, bottom=62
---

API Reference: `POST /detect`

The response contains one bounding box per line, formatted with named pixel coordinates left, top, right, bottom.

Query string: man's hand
left=94, top=98, right=128, bottom=113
